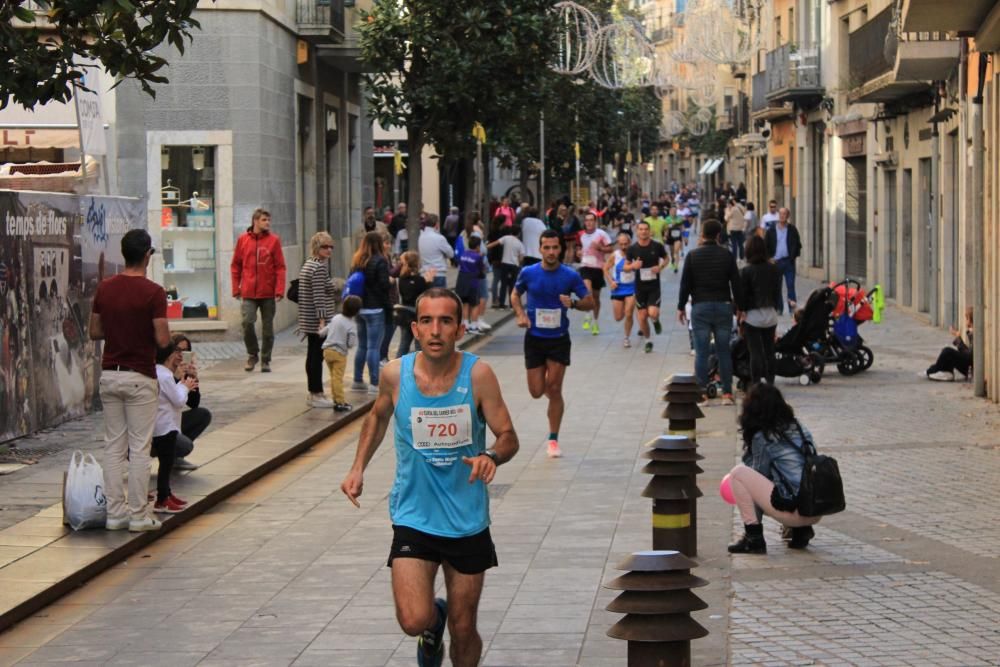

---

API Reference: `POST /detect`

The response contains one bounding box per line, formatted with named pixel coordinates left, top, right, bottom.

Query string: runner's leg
left=543, top=360, right=567, bottom=435
left=624, top=296, right=635, bottom=338
left=526, top=366, right=547, bottom=399
left=391, top=558, right=441, bottom=636
left=591, top=287, right=602, bottom=323
left=442, top=563, right=486, bottom=667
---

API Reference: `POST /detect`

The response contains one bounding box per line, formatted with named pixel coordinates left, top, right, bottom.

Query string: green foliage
left=360, top=0, right=558, bottom=157
left=0, top=0, right=203, bottom=109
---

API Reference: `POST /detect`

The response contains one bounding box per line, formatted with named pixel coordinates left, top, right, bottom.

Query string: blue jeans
left=692, top=302, right=734, bottom=395
left=431, top=275, right=447, bottom=288
left=728, top=230, right=745, bottom=260
left=354, top=310, right=385, bottom=386
left=775, top=257, right=797, bottom=313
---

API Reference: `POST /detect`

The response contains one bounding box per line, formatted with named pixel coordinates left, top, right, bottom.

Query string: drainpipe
left=930, top=93, right=940, bottom=326
left=972, top=51, right=987, bottom=398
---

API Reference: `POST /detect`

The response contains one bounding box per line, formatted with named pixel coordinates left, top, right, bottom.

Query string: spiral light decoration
left=550, top=1, right=602, bottom=76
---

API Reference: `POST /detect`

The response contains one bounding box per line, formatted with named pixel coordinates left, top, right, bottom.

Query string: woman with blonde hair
left=298, top=231, right=337, bottom=407
left=351, top=231, right=391, bottom=392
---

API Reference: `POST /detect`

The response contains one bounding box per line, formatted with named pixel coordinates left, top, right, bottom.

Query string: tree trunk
left=463, top=157, right=477, bottom=223
left=518, top=159, right=531, bottom=206
left=407, top=128, right=423, bottom=260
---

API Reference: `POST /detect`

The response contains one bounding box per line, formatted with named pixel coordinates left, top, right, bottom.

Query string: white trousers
left=99, top=371, right=158, bottom=521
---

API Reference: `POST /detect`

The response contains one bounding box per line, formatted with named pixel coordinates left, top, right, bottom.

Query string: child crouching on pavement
left=320, top=295, right=361, bottom=412
left=152, top=342, right=197, bottom=514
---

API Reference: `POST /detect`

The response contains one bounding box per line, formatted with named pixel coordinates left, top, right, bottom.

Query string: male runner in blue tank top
left=341, top=288, right=518, bottom=667
left=511, top=229, right=594, bottom=458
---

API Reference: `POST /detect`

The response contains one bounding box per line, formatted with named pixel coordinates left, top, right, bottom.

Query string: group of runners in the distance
left=337, top=192, right=700, bottom=666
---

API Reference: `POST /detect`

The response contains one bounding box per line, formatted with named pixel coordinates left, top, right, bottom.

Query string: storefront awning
left=0, top=99, right=80, bottom=150
left=705, top=158, right=723, bottom=175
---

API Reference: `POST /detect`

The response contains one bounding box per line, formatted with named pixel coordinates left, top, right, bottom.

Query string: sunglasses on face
left=321, top=244, right=334, bottom=250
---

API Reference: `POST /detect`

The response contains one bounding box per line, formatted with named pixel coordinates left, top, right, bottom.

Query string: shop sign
left=842, top=133, right=866, bottom=158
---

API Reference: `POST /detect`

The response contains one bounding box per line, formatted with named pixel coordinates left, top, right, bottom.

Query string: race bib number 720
left=410, top=405, right=473, bottom=450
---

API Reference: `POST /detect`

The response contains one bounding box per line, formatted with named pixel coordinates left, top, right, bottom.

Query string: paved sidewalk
left=1, top=268, right=999, bottom=666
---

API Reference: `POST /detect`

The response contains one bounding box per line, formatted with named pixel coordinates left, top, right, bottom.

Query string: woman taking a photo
left=351, top=231, right=391, bottom=393
left=297, top=232, right=337, bottom=408
left=738, top=235, right=782, bottom=386
left=727, top=383, right=821, bottom=554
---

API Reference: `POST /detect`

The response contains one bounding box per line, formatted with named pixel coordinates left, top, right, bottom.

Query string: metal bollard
left=641, top=435, right=703, bottom=556
left=661, top=373, right=705, bottom=440
left=605, top=550, right=709, bottom=667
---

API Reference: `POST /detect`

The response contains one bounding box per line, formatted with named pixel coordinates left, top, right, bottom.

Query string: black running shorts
left=524, top=333, right=572, bottom=369
left=578, top=266, right=605, bottom=291
left=388, top=525, right=497, bottom=575
left=635, top=282, right=662, bottom=310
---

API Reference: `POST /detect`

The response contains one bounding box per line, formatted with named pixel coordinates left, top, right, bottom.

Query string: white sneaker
left=368, top=384, right=380, bottom=395
left=128, top=516, right=162, bottom=532
left=467, top=325, right=480, bottom=334
left=476, top=319, right=492, bottom=331
left=928, top=370, right=955, bottom=382
left=308, top=393, right=334, bottom=408
left=106, top=516, right=129, bottom=531
left=351, top=381, right=368, bottom=392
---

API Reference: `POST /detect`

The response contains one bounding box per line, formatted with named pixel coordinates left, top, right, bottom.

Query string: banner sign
left=0, top=190, right=144, bottom=443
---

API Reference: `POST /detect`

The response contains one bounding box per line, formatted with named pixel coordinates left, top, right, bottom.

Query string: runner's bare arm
left=573, top=293, right=595, bottom=312
left=510, top=288, right=530, bottom=328
left=603, top=254, right=617, bottom=289
left=341, top=362, right=399, bottom=507
left=462, top=362, right=518, bottom=484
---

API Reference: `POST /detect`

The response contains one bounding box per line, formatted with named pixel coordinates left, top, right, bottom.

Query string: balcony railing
left=848, top=5, right=894, bottom=87
left=751, top=71, right=767, bottom=113
left=649, top=27, right=674, bottom=43
left=765, top=43, right=821, bottom=100
left=297, top=0, right=345, bottom=44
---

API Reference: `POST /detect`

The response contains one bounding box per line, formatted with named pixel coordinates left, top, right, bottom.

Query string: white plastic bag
left=63, top=451, right=108, bottom=530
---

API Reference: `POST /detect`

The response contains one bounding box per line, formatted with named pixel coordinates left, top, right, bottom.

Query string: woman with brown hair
left=351, top=231, right=391, bottom=393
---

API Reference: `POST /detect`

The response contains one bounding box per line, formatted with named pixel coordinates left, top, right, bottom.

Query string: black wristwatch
left=481, top=450, right=500, bottom=465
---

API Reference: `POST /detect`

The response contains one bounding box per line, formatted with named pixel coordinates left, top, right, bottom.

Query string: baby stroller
left=810, top=279, right=878, bottom=376
left=721, top=288, right=830, bottom=391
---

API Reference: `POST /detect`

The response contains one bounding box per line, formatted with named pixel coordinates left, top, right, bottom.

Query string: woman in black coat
left=738, top=235, right=783, bottom=385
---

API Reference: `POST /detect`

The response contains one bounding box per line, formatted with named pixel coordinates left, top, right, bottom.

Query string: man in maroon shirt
left=89, top=229, right=171, bottom=532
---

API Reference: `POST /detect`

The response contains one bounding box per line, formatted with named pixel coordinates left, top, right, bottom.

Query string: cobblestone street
left=1, top=275, right=999, bottom=666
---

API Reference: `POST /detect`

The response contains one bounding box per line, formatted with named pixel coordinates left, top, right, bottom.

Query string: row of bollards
left=604, top=374, right=710, bottom=665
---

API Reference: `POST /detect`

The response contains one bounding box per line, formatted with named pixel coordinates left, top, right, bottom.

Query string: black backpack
left=788, top=422, right=846, bottom=517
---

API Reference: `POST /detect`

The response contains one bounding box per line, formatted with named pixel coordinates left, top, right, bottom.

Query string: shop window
left=160, top=145, right=218, bottom=319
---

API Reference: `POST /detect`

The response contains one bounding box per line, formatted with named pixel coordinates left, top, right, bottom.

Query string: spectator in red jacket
left=230, top=208, right=286, bottom=373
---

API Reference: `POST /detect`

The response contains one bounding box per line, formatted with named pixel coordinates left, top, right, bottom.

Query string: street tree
left=0, top=0, right=203, bottom=109
left=360, top=0, right=555, bottom=247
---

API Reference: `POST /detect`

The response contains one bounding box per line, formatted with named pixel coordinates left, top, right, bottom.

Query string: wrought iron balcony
left=297, top=0, right=345, bottom=44
left=765, top=43, right=822, bottom=105
left=848, top=6, right=894, bottom=92
left=751, top=71, right=767, bottom=113
left=849, top=4, right=959, bottom=105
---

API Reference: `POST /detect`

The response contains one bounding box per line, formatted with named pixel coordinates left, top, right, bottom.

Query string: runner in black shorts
left=512, top=230, right=593, bottom=458
left=627, top=220, right=668, bottom=353
left=389, top=525, right=498, bottom=574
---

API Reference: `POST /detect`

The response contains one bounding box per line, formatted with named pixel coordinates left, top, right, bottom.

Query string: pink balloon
left=719, top=474, right=736, bottom=505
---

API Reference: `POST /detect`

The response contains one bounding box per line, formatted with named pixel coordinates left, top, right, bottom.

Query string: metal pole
left=973, top=53, right=987, bottom=397
left=575, top=112, right=580, bottom=206
left=476, top=139, right=483, bottom=221
left=539, top=113, right=546, bottom=211
left=930, top=95, right=940, bottom=326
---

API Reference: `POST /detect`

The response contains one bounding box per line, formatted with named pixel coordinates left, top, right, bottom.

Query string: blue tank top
left=390, top=352, right=488, bottom=537
left=610, top=250, right=636, bottom=297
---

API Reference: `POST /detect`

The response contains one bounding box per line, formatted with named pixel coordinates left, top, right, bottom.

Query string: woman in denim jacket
left=727, top=383, right=821, bottom=554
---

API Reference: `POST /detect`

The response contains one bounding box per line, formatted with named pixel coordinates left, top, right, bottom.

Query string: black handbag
left=287, top=279, right=300, bottom=304
left=789, top=422, right=846, bottom=517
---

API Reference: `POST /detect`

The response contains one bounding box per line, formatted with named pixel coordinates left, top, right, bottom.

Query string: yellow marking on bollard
left=665, top=429, right=697, bottom=439
left=652, top=513, right=691, bottom=529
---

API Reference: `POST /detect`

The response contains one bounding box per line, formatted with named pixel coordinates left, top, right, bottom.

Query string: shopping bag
left=63, top=451, right=108, bottom=530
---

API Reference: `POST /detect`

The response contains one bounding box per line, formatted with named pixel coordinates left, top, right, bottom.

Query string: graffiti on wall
left=0, top=190, right=143, bottom=443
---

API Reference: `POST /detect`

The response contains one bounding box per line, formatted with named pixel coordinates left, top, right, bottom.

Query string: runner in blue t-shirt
left=341, top=288, right=519, bottom=667
left=511, top=229, right=594, bottom=458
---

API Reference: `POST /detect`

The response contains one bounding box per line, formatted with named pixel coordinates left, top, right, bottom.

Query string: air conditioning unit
left=873, top=151, right=898, bottom=166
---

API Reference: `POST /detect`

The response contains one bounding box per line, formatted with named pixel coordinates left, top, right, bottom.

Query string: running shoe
left=623, top=337, right=631, bottom=348
left=644, top=341, right=653, bottom=353
left=591, top=323, right=600, bottom=335
left=652, top=319, right=662, bottom=335
left=720, top=393, right=735, bottom=406
left=417, top=598, right=447, bottom=667
left=476, top=319, right=492, bottom=331
left=582, top=316, right=591, bottom=331
left=546, top=440, right=563, bottom=458
left=669, top=262, right=676, bottom=271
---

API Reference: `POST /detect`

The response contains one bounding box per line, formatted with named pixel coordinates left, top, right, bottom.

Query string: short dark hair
left=156, top=340, right=178, bottom=365
left=745, top=235, right=768, bottom=264
left=540, top=229, right=560, bottom=243
left=468, top=235, right=482, bottom=250
left=702, top=219, right=722, bottom=240
left=341, top=295, right=362, bottom=318
left=121, top=229, right=153, bottom=266
left=415, top=287, right=463, bottom=321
